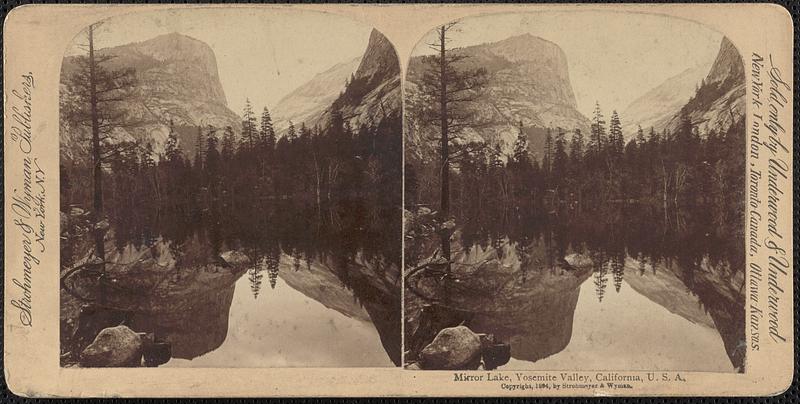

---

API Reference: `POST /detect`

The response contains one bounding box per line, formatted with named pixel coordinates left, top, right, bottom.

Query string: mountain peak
left=494, top=32, right=551, bottom=46
left=355, top=29, right=400, bottom=81
left=60, top=33, right=241, bottom=162
left=147, top=31, right=198, bottom=42
left=705, top=37, right=744, bottom=86
left=656, top=36, right=745, bottom=136
left=479, top=33, right=566, bottom=65
left=272, top=28, right=401, bottom=133
left=406, top=33, right=588, bottom=160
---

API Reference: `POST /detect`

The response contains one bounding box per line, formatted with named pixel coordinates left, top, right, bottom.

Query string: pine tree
left=242, top=98, right=257, bottom=150
left=611, top=255, right=624, bottom=293
left=590, top=101, right=606, bottom=155
left=593, top=261, right=609, bottom=302
left=567, top=128, right=585, bottom=196
left=512, top=121, right=530, bottom=166
left=205, top=126, right=221, bottom=181
left=299, top=122, right=311, bottom=143
left=267, top=259, right=280, bottom=289
left=569, top=128, right=584, bottom=165
left=286, top=121, right=297, bottom=142
left=164, top=120, right=181, bottom=164
left=265, top=247, right=280, bottom=290
left=248, top=265, right=264, bottom=299
left=260, top=106, right=275, bottom=149
left=543, top=127, right=553, bottom=175
left=221, top=126, right=236, bottom=161
left=194, top=125, right=204, bottom=170
left=635, top=124, right=646, bottom=146
left=552, top=127, right=568, bottom=182
left=648, top=126, right=659, bottom=144
left=608, top=110, right=623, bottom=159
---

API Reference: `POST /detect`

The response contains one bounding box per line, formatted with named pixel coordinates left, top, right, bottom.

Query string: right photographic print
left=403, top=11, right=746, bottom=372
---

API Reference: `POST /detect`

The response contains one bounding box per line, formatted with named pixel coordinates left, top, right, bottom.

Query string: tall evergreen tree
left=241, top=98, right=258, bottom=150
left=260, top=106, right=276, bottom=149
left=590, top=101, right=606, bottom=155
left=512, top=121, right=530, bottom=166
left=569, top=128, right=584, bottom=165
left=543, top=127, right=553, bottom=176
left=164, top=119, right=181, bottom=164
left=194, top=125, right=204, bottom=170
left=552, top=127, right=568, bottom=183
left=286, top=120, right=297, bottom=142
left=635, top=124, right=646, bottom=146
left=221, top=126, right=236, bottom=161
left=608, top=110, right=624, bottom=159
left=248, top=265, right=264, bottom=299
left=205, top=126, right=221, bottom=182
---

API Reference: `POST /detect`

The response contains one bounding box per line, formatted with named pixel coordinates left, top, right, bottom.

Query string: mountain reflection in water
left=61, top=200, right=400, bottom=367
left=405, top=205, right=745, bottom=372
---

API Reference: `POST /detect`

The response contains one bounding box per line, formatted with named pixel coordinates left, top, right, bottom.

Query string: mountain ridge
left=271, top=56, right=362, bottom=132
left=60, top=32, right=241, bottom=162
left=272, top=29, right=401, bottom=134
left=621, top=63, right=712, bottom=136
left=406, top=33, right=590, bottom=160
left=661, top=37, right=745, bottom=136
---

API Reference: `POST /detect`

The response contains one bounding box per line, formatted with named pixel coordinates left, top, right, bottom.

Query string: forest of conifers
left=59, top=25, right=402, bottom=275
left=404, top=25, right=745, bottom=245
left=406, top=101, right=745, bottom=236
left=60, top=57, right=401, bottom=231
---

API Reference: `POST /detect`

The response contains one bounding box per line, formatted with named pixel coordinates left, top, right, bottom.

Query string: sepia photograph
left=403, top=11, right=746, bottom=372
left=2, top=2, right=794, bottom=397
left=58, top=8, right=402, bottom=368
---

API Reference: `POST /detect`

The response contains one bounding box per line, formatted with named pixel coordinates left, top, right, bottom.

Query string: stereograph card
left=3, top=3, right=794, bottom=397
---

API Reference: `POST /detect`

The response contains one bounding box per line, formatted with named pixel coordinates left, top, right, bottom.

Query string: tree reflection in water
left=61, top=199, right=401, bottom=367
left=405, top=203, right=745, bottom=372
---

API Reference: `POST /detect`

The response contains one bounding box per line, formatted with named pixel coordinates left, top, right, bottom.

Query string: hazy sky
left=412, top=11, right=723, bottom=118
left=66, top=8, right=372, bottom=115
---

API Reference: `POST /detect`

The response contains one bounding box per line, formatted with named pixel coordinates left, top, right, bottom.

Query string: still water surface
left=61, top=201, right=400, bottom=367
left=165, top=275, right=393, bottom=367
left=405, top=206, right=745, bottom=372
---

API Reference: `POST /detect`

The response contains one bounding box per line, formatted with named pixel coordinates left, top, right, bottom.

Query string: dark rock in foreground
left=419, top=326, right=482, bottom=370
left=80, top=325, right=142, bottom=367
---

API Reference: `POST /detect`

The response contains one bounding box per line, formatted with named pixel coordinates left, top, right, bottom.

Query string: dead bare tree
left=62, top=23, right=141, bottom=262
left=408, top=22, right=488, bottom=269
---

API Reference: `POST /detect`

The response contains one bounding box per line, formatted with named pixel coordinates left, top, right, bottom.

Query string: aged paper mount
left=3, top=3, right=794, bottom=397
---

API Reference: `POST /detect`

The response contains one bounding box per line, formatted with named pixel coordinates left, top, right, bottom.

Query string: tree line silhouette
left=62, top=96, right=401, bottom=229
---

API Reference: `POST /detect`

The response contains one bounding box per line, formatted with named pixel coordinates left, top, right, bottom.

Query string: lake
left=405, top=205, right=745, bottom=372
left=61, top=200, right=401, bottom=367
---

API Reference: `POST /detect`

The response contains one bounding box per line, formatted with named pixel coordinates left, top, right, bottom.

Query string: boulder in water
left=80, top=325, right=142, bottom=367
left=565, top=253, right=593, bottom=269
left=93, top=219, right=110, bottom=231
left=419, top=325, right=481, bottom=370
left=219, top=250, right=250, bottom=267
left=69, top=207, right=86, bottom=217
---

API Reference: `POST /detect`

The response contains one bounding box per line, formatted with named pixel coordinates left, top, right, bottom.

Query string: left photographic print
left=59, top=8, right=402, bottom=368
